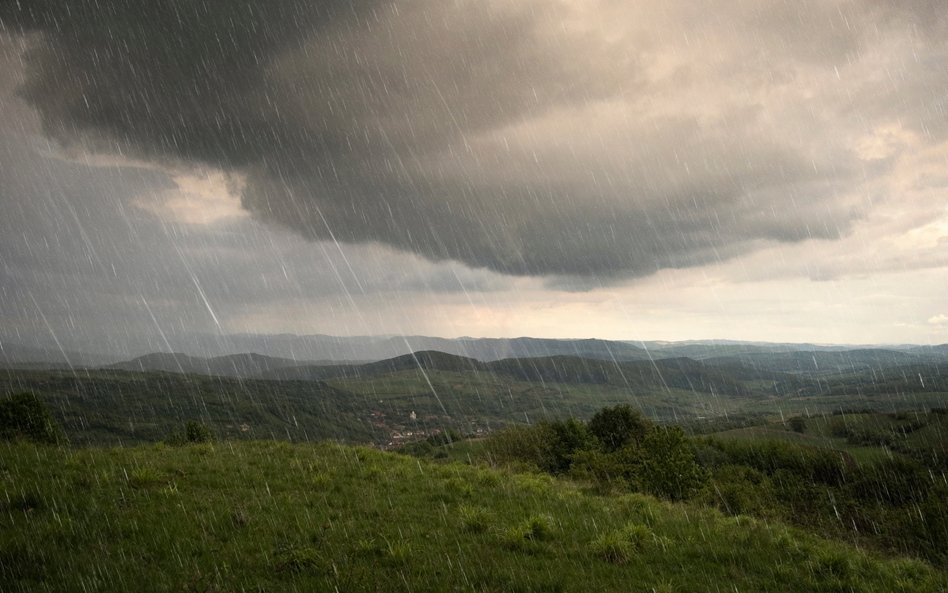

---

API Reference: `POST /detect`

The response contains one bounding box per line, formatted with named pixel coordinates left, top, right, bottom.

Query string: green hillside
left=4, top=352, right=947, bottom=449
left=0, top=369, right=382, bottom=445
left=2, top=440, right=945, bottom=593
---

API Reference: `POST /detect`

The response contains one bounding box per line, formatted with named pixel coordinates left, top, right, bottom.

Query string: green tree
left=185, top=421, right=214, bottom=443
left=0, top=392, right=63, bottom=444
left=588, top=405, right=652, bottom=452
left=544, top=418, right=594, bottom=474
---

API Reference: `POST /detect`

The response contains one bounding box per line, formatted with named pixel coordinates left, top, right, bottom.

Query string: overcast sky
left=1, top=0, right=947, bottom=353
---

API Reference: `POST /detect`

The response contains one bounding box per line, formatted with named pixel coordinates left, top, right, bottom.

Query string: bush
left=589, top=405, right=652, bottom=452
left=639, top=427, right=705, bottom=501
left=702, top=438, right=849, bottom=487
left=846, top=457, right=927, bottom=505
left=788, top=416, right=806, bottom=433
left=485, top=419, right=592, bottom=474
left=920, top=483, right=948, bottom=564
left=186, top=421, right=214, bottom=443
left=0, top=392, right=63, bottom=444
left=570, top=444, right=642, bottom=492
left=166, top=421, right=215, bottom=445
left=706, top=465, right=772, bottom=516
left=485, top=423, right=555, bottom=470
left=544, top=419, right=594, bottom=474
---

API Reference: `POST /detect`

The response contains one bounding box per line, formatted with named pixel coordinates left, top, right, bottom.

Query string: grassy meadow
left=2, top=439, right=947, bottom=593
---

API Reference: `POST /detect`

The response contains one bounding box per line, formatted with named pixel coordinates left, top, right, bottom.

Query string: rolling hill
left=2, top=440, right=944, bottom=592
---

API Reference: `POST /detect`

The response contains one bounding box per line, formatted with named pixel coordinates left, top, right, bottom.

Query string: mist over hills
left=71, top=342, right=948, bottom=402
left=4, top=332, right=946, bottom=372
left=4, top=337, right=947, bottom=448
left=1, top=334, right=650, bottom=367
left=177, top=334, right=655, bottom=364
left=107, top=352, right=313, bottom=378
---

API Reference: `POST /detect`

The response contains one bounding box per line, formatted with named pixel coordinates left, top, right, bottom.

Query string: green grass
left=2, top=440, right=946, bottom=592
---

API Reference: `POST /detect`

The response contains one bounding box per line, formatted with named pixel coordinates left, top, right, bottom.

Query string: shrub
left=0, top=392, right=63, bottom=444
left=165, top=421, right=215, bottom=445
left=185, top=421, right=214, bottom=443
left=920, top=483, right=948, bottom=564
left=846, top=457, right=927, bottom=505
left=706, top=465, right=772, bottom=516
left=589, top=405, right=652, bottom=452
left=485, top=423, right=555, bottom=470
left=702, top=438, right=849, bottom=487
left=570, top=444, right=642, bottom=493
left=485, top=418, right=592, bottom=474
left=639, top=427, right=705, bottom=500
left=544, top=418, right=594, bottom=473
left=788, top=416, right=806, bottom=433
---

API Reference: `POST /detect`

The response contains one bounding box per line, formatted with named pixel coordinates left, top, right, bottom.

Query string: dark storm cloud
left=3, top=0, right=947, bottom=278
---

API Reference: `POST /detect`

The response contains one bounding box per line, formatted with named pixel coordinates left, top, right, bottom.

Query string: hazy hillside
left=109, top=352, right=312, bottom=378
left=702, top=349, right=925, bottom=374
left=6, top=342, right=948, bottom=447
left=107, top=352, right=213, bottom=375
left=0, top=342, right=116, bottom=369
left=487, top=355, right=750, bottom=395
left=262, top=350, right=487, bottom=381
left=262, top=352, right=750, bottom=397
left=0, top=368, right=380, bottom=445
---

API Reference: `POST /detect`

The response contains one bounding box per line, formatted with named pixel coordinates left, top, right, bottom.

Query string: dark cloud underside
left=3, top=0, right=947, bottom=278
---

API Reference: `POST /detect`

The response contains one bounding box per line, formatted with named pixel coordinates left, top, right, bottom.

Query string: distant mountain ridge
left=187, top=334, right=655, bottom=364
left=89, top=343, right=948, bottom=405
left=107, top=349, right=753, bottom=397
left=5, top=333, right=947, bottom=375
left=108, top=352, right=313, bottom=378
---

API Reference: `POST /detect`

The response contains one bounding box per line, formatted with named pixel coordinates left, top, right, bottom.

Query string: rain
left=0, top=1, right=947, bottom=591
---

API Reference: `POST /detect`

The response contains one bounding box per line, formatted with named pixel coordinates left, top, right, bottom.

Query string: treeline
left=485, top=405, right=705, bottom=501
left=484, top=405, right=948, bottom=566
left=0, top=391, right=220, bottom=447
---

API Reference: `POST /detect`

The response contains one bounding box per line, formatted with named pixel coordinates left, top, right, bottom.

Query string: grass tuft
left=459, top=504, right=491, bottom=533
left=127, top=466, right=162, bottom=489
left=274, top=545, right=323, bottom=574
left=591, top=522, right=654, bottom=564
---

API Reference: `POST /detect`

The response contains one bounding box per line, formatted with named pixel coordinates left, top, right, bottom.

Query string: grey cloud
left=3, top=0, right=947, bottom=280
